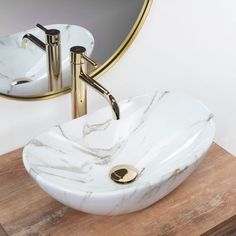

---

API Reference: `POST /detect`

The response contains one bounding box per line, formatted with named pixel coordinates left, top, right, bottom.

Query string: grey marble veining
left=23, top=91, right=215, bottom=215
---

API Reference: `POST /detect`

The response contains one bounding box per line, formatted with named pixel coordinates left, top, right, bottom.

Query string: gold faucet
left=22, top=24, right=62, bottom=92
left=70, top=46, right=120, bottom=120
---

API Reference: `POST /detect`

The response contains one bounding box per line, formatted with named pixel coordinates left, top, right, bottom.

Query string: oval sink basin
left=23, top=91, right=215, bottom=215
left=0, top=24, right=94, bottom=96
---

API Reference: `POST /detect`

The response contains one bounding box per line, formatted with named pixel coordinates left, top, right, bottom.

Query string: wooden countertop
left=0, top=144, right=235, bottom=236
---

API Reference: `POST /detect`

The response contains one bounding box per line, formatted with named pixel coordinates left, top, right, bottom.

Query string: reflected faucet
left=22, top=24, right=62, bottom=92
left=70, top=46, right=120, bottom=120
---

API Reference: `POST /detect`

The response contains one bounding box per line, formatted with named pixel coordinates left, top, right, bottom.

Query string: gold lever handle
left=70, top=46, right=98, bottom=68
left=36, top=23, right=48, bottom=33
left=82, top=54, right=98, bottom=68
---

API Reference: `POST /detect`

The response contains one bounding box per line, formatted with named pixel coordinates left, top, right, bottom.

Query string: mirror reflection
left=0, top=0, right=144, bottom=98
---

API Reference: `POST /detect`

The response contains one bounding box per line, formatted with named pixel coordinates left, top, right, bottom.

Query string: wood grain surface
left=0, top=224, right=8, bottom=236
left=201, top=215, right=236, bottom=236
left=0, top=144, right=235, bottom=236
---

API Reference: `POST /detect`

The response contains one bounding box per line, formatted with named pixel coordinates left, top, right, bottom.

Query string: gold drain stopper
left=110, top=164, right=138, bottom=184
left=11, top=78, right=32, bottom=86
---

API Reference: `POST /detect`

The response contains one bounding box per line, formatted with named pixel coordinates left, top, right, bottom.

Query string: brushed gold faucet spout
left=70, top=46, right=120, bottom=120
left=22, top=34, right=46, bottom=51
left=108, top=94, right=120, bottom=120
left=80, top=73, right=120, bottom=120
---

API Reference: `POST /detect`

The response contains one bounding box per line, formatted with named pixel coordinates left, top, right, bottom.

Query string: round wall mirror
left=0, top=0, right=152, bottom=100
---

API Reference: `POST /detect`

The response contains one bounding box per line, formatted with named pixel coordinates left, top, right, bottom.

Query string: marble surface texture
left=23, top=91, right=215, bottom=215
left=0, top=24, right=94, bottom=96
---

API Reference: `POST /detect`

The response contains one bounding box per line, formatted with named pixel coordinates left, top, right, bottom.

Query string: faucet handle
left=82, top=54, right=98, bottom=68
left=36, top=23, right=48, bottom=33
left=36, top=23, right=60, bottom=44
left=70, top=46, right=98, bottom=68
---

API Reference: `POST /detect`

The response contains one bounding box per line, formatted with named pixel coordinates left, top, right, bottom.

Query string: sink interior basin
left=23, top=91, right=215, bottom=215
left=0, top=24, right=94, bottom=96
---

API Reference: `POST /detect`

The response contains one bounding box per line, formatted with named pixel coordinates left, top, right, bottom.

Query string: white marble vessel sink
left=0, top=24, right=94, bottom=96
left=23, top=91, right=215, bottom=215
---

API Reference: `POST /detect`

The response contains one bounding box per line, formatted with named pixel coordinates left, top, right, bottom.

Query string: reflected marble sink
left=23, top=91, right=215, bottom=215
left=0, top=24, right=94, bottom=96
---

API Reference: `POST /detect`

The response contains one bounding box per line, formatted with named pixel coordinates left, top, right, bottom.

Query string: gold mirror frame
left=0, top=0, right=152, bottom=101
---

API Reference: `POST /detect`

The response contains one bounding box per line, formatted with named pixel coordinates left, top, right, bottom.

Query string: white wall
left=1, top=0, right=236, bottom=156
